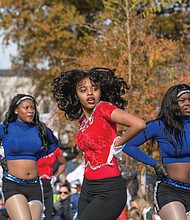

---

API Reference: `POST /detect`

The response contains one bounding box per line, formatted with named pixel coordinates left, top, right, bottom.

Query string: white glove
left=107, top=136, right=124, bottom=163
left=50, top=176, right=57, bottom=187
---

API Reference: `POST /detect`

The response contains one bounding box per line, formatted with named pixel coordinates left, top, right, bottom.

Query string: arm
left=53, top=200, right=62, bottom=212
left=122, top=121, right=168, bottom=179
left=122, top=121, right=158, bottom=166
left=110, top=108, right=146, bottom=146
left=51, top=148, right=67, bottom=186
left=53, top=155, right=67, bottom=179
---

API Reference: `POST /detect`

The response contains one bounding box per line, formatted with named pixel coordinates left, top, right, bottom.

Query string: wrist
left=50, top=176, right=57, bottom=187
left=113, top=136, right=121, bottom=147
left=153, top=161, right=159, bottom=167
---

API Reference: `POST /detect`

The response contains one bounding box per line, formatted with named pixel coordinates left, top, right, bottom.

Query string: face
left=59, top=186, right=70, bottom=200
left=177, top=93, right=190, bottom=117
left=15, top=99, right=35, bottom=122
left=76, top=77, right=101, bottom=115
left=130, top=201, right=139, bottom=209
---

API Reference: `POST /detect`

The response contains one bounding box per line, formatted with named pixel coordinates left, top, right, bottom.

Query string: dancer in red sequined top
left=52, top=67, right=146, bottom=220
left=37, top=147, right=66, bottom=220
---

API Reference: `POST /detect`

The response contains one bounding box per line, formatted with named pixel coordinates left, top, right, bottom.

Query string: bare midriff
left=165, top=162, right=190, bottom=184
left=7, top=160, right=39, bottom=180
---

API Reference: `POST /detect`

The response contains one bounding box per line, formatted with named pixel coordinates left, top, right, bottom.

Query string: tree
left=0, top=0, right=87, bottom=72
left=0, top=0, right=189, bottom=161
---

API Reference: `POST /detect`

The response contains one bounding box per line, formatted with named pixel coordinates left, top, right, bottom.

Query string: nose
left=28, top=107, right=35, bottom=113
left=87, top=88, right=93, bottom=95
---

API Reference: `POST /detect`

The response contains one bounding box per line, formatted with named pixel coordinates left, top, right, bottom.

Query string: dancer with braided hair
left=123, top=84, right=190, bottom=220
left=0, top=94, right=59, bottom=220
left=52, top=67, right=146, bottom=220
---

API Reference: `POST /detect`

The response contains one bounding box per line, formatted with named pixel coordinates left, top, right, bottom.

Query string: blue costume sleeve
left=36, top=127, right=60, bottom=160
left=0, top=124, right=5, bottom=141
left=122, top=121, right=159, bottom=167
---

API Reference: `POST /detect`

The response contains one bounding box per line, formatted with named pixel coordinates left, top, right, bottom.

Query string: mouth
left=87, top=97, right=95, bottom=104
left=27, top=115, right=34, bottom=119
left=184, top=108, right=190, bottom=113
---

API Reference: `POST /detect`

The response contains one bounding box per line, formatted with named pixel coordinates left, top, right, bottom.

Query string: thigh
left=159, top=201, right=187, bottom=220
left=2, top=177, right=42, bottom=203
left=79, top=193, right=126, bottom=220
left=29, top=202, right=42, bottom=220
left=3, top=176, right=43, bottom=220
left=78, top=176, right=127, bottom=220
left=26, top=181, right=43, bottom=220
left=6, top=194, right=32, bottom=220
left=79, top=186, right=126, bottom=220
left=154, top=181, right=190, bottom=214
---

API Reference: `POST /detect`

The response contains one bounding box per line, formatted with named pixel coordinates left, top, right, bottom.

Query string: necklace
left=80, top=103, right=99, bottom=132
left=80, top=114, right=94, bottom=132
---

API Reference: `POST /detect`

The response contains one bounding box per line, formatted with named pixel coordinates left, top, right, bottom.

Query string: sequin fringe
left=3, top=172, right=39, bottom=184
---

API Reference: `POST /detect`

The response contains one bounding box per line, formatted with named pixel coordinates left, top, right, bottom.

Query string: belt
left=3, top=172, right=39, bottom=184
left=162, top=177, right=190, bottom=190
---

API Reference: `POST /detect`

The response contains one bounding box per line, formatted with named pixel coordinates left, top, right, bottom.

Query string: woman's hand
left=50, top=176, right=57, bottom=187
left=153, top=161, right=169, bottom=181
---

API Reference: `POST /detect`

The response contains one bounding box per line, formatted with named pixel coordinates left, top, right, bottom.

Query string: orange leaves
left=147, top=38, right=181, bottom=69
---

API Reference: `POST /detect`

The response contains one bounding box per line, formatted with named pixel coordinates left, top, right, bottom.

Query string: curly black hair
left=3, top=94, right=49, bottom=151
left=52, top=67, right=130, bottom=120
left=157, top=84, right=190, bottom=147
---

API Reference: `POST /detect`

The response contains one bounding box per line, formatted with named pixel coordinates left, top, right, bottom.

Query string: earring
left=15, top=112, right=18, bottom=114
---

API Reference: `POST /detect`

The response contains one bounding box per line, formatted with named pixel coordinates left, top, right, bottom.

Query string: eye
left=92, top=86, right=99, bottom=91
left=178, top=99, right=185, bottom=103
left=80, top=89, right=86, bottom=93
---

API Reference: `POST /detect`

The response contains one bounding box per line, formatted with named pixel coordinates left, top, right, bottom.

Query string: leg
left=52, top=216, right=63, bottom=220
left=29, top=200, right=42, bottom=220
left=79, top=195, right=126, bottom=220
left=5, top=194, right=32, bottom=220
left=159, top=201, right=187, bottom=220
left=43, top=187, right=53, bottom=220
left=154, top=180, right=190, bottom=220
left=78, top=176, right=126, bottom=220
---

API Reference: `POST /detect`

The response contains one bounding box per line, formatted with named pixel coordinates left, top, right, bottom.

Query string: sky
left=0, top=35, right=17, bottom=69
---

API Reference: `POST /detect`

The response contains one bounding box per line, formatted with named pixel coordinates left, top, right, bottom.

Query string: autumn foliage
left=0, top=0, right=190, bottom=174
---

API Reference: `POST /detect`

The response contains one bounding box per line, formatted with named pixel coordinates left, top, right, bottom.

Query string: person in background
left=0, top=193, right=9, bottom=220
left=37, top=147, right=67, bottom=219
left=127, top=207, right=142, bottom=220
left=66, top=158, right=85, bottom=186
left=123, top=84, right=190, bottom=220
left=52, top=67, right=146, bottom=220
left=52, top=181, right=73, bottom=220
left=130, top=196, right=155, bottom=220
left=0, top=94, right=59, bottom=220
left=70, top=181, right=82, bottom=220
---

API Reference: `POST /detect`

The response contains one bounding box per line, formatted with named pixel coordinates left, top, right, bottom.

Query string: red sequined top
left=37, top=147, right=63, bottom=179
left=76, top=101, right=121, bottom=180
